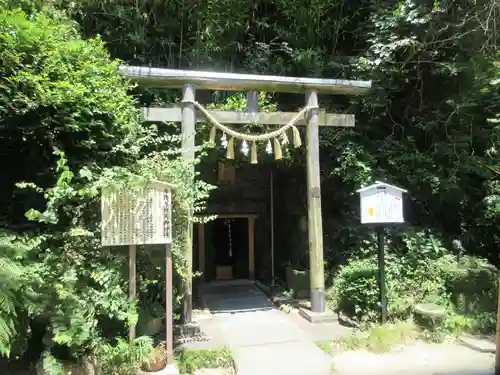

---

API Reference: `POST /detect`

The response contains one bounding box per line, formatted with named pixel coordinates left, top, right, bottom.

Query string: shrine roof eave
left=119, top=66, right=372, bottom=95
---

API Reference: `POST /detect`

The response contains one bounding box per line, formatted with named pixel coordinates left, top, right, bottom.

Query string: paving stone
left=288, top=310, right=352, bottom=342
left=459, top=335, right=496, bottom=353
left=201, top=280, right=334, bottom=375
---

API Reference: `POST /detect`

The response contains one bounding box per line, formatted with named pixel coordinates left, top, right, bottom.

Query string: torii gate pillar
left=305, top=91, right=325, bottom=312
left=181, top=84, right=196, bottom=323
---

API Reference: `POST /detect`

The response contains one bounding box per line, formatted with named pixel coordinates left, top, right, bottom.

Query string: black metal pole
left=377, top=227, right=388, bottom=324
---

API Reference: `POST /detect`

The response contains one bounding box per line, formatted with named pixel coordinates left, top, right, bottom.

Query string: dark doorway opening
left=211, top=218, right=249, bottom=280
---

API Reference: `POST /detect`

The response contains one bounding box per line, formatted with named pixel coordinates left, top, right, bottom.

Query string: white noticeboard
left=357, top=182, right=407, bottom=224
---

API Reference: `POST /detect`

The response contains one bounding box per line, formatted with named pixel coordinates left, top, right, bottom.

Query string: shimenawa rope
left=181, top=99, right=318, bottom=162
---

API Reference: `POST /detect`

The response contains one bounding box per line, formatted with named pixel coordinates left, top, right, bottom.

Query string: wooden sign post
left=357, top=181, right=407, bottom=324
left=101, top=180, right=177, bottom=372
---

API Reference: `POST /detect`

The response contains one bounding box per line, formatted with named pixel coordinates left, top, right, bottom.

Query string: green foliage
left=95, top=336, right=153, bottom=375
left=330, top=229, right=497, bottom=335
left=485, top=61, right=500, bottom=175
left=0, top=0, right=499, bottom=367
left=315, top=341, right=333, bottom=356
left=439, top=255, right=498, bottom=334
left=12, top=154, right=139, bottom=355
left=330, top=229, right=453, bottom=324
left=175, top=348, right=235, bottom=375
left=331, top=258, right=379, bottom=323
left=387, top=231, right=452, bottom=312
left=47, top=0, right=500, bottom=270
left=425, top=310, right=496, bottom=338
left=0, top=5, right=214, bottom=365
left=0, top=231, right=30, bottom=357
left=0, top=5, right=144, bottom=229
left=442, top=255, right=498, bottom=314
left=329, top=321, right=418, bottom=354
left=41, top=351, right=65, bottom=375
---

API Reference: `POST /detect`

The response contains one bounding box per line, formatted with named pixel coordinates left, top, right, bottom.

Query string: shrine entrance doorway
left=196, top=213, right=257, bottom=283
left=210, top=218, right=249, bottom=281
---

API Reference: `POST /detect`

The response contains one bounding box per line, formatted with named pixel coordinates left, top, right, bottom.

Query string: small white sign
left=357, top=182, right=407, bottom=224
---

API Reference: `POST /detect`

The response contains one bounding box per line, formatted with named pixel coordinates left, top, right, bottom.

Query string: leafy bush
left=0, top=5, right=151, bottom=362
left=442, top=255, right=498, bottom=315
left=330, top=230, right=457, bottom=324
left=439, top=255, right=498, bottom=334
left=330, top=228, right=498, bottom=335
left=0, top=7, right=144, bottom=221
left=95, top=336, right=153, bottom=375
left=330, top=258, right=379, bottom=323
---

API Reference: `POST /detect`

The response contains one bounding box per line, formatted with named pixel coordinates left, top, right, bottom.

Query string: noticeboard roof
left=356, top=181, right=408, bottom=194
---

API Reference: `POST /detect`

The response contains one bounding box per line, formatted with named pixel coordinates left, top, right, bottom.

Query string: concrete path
left=200, top=281, right=333, bottom=375
left=196, top=281, right=495, bottom=375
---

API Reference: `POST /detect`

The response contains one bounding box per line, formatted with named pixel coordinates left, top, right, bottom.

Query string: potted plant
left=140, top=341, right=168, bottom=373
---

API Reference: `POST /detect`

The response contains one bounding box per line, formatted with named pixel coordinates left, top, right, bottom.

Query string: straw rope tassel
left=273, top=138, right=282, bottom=160
left=209, top=126, right=217, bottom=146
left=251, top=141, right=258, bottom=164
left=226, top=137, right=235, bottom=159
left=291, top=126, right=302, bottom=148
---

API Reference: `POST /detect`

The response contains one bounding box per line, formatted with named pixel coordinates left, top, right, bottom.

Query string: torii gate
left=119, top=66, right=371, bottom=323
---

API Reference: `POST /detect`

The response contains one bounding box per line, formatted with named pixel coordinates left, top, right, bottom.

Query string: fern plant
left=0, top=230, right=28, bottom=357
